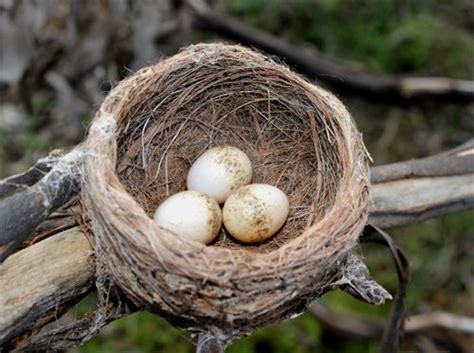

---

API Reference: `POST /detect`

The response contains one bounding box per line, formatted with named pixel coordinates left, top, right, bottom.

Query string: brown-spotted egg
left=223, top=184, right=289, bottom=243
left=187, top=146, right=252, bottom=204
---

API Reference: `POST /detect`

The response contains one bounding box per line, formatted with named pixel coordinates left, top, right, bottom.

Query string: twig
left=406, top=312, right=474, bottom=334
left=361, top=225, right=409, bottom=353
left=13, top=300, right=136, bottom=351
left=370, top=139, right=474, bottom=183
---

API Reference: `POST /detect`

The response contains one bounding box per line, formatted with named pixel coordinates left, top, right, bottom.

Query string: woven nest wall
left=82, top=43, right=370, bottom=344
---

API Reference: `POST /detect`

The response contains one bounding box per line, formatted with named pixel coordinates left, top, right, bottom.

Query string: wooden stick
left=0, top=227, right=93, bottom=347
left=370, top=139, right=474, bottom=183
left=405, top=312, right=474, bottom=334
left=369, top=141, right=474, bottom=228
left=186, top=0, right=474, bottom=104
left=13, top=300, right=135, bottom=351
left=309, top=303, right=473, bottom=353
left=369, top=173, right=474, bottom=228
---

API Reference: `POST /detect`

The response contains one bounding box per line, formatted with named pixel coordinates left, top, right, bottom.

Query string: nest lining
left=83, top=43, right=370, bottom=343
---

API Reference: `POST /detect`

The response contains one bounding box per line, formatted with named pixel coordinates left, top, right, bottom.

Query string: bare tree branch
left=310, top=303, right=474, bottom=353
left=369, top=141, right=474, bottom=228
left=0, top=148, right=84, bottom=263
left=370, top=139, right=474, bottom=183
left=0, top=227, right=93, bottom=348
left=370, top=174, right=473, bottom=228
left=186, top=0, right=474, bottom=104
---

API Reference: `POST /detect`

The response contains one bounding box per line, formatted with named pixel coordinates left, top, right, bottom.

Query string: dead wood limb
left=0, top=148, right=84, bottom=263
left=370, top=139, right=474, bottom=183
left=406, top=312, right=474, bottom=334
left=370, top=174, right=474, bottom=228
left=369, top=140, right=474, bottom=228
left=308, top=303, right=383, bottom=340
left=0, top=227, right=94, bottom=347
left=186, top=0, right=474, bottom=104
left=361, top=225, right=409, bottom=353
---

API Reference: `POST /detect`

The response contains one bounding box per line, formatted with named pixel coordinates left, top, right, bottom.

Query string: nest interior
left=84, top=43, right=370, bottom=342
left=115, top=46, right=349, bottom=252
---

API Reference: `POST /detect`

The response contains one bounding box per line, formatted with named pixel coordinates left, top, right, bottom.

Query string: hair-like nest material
left=82, top=43, right=370, bottom=345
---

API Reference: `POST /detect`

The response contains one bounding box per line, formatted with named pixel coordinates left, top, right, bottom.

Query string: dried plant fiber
left=82, top=43, right=370, bottom=345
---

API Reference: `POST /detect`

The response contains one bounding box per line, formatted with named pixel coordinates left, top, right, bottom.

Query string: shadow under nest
left=83, top=43, right=369, bottom=344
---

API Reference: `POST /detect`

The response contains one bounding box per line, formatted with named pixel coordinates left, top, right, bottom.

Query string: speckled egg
left=222, top=184, right=289, bottom=243
left=187, top=145, right=252, bottom=204
left=153, top=191, right=222, bottom=244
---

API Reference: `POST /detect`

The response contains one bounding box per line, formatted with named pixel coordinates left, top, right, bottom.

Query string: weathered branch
left=370, top=139, right=474, bottom=183
left=309, top=303, right=474, bottom=352
left=369, top=174, right=473, bottom=228
left=361, top=225, right=409, bottom=353
left=186, top=0, right=474, bottom=104
left=369, top=141, right=474, bottom=228
left=0, top=148, right=84, bottom=263
left=0, top=227, right=94, bottom=348
left=1, top=143, right=473, bottom=349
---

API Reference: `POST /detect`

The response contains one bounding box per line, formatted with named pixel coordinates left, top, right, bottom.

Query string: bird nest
left=82, top=43, right=370, bottom=345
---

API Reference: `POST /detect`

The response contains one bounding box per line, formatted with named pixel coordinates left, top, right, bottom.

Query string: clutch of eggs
left=153, top=145, right=289, bottom=245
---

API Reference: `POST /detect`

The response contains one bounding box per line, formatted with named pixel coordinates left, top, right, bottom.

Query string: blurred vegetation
left=227, top=0, right=474, bottom=78
left=1, top=0, right=472, bottom=352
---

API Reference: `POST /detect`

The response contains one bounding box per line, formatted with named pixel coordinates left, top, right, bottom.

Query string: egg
left=222, top=184, right=289, bottom=243
left=187, top=145, right=252, bottom=204
left=153, top=191, right=222, bottom=244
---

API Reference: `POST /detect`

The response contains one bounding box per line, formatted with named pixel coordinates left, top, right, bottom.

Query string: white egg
left=222, top=184, right=289, bottom=243
left=187, top=145, right=252, bottom=204
left=153, top=191, right=222, bottom=244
